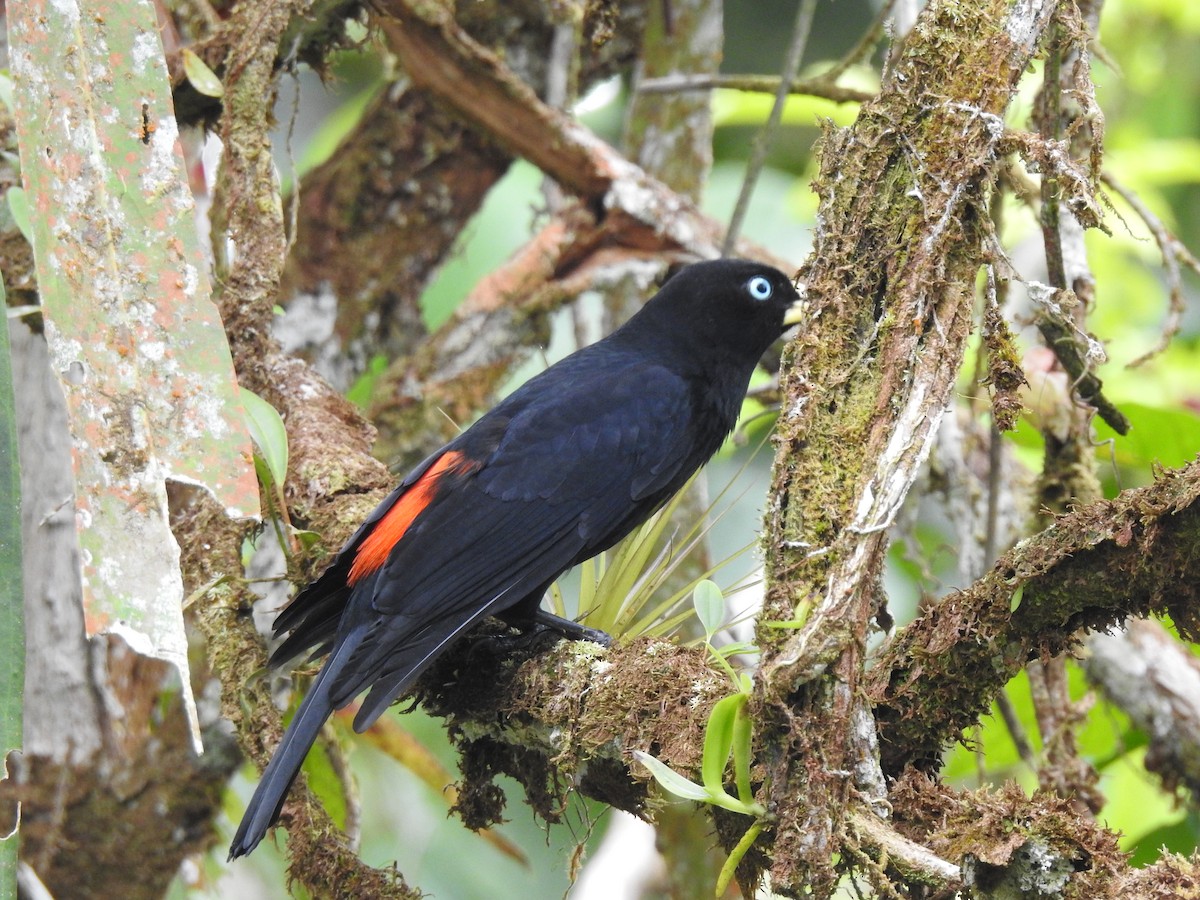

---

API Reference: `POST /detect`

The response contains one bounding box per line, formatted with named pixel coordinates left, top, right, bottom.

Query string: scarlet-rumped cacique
left=229, top=258, right=804, bottom=859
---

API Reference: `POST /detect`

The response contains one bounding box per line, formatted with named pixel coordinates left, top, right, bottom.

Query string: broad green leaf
left=1095, top=402, right=1200, bottom=471
left=632, top=750, right=710, bottom=802
left=8, top=0, right=259, bottom=753
left=702, top=693, right=744, bottom=794
left=180, top=48, right=223, bottom=98
left=240, top=388, right=290, bottom=491
left=693, top=579, right=726, bottom=640
left=0, top=277, right=23, bottom=900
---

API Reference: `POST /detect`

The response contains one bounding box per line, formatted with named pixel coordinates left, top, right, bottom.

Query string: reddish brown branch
left=373, top=0, right=786, bottom=262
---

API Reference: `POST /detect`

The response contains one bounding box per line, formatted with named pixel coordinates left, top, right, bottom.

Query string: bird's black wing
left=269, top=448, right=450, bottom=666
left=326, top=356, right=701, bottom=728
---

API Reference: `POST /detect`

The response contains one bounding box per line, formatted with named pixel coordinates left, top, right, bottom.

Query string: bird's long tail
left=227, top=633, right=360, bottom=860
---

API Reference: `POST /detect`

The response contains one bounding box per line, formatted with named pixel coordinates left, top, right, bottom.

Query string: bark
left=754, top=0, right=1058, bottom=891
left=6, top=318, right=239, bottom=898
left=0, top=59, right=238, bottom=890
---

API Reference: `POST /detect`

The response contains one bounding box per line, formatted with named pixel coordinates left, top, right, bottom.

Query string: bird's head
left=624, top=258, right=805, bottom=371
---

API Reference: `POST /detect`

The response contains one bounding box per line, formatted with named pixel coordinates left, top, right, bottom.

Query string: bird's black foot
left=529, top=609, right=612, bottom=647
left=470, top=610, right=611, bottom=660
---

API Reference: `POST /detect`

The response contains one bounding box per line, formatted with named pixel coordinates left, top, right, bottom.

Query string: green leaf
left=702, top=693, right=744, bottom=794
left=8, top=0, right=259, bottom=755
left=291, top=528, right=321, bottom=550
left=632, top=750, right=709, bottom=802
left=0, top=273, right=23, bottom=900
left=693, top=579, right=726, bottom=640
left=1010, top=584, right=1024, bottom=613
left=346, top=354, right=389, bottom=410
left=251, top=450, right=277, bottom=498
left=731, top=698, right=755, bottom=805
left=180, top=48, right=224, bottom=98
left=5, top=188, right=30, bottom=245
left=240, top=387, right=290, bottom=491
left=1094, top=402, right=1200, bottom=471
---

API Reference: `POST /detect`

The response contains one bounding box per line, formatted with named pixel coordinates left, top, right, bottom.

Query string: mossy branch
left=868, top=456, right=1200, bottom=775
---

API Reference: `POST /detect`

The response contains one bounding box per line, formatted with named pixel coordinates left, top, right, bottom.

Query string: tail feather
left=227, top=632, right=361, bottom=860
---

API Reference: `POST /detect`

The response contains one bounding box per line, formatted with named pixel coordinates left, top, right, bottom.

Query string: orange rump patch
left=347, top=450, right=472, bottom=585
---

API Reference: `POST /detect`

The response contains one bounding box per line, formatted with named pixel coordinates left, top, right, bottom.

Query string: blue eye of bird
left=746, top=275, right=773, bottom=301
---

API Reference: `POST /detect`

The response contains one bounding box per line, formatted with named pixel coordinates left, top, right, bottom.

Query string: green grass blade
left=0, top=281, right=25, bottom=900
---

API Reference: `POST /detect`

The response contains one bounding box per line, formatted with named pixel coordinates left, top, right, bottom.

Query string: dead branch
left=1086, top=619, right=1200, bottom=797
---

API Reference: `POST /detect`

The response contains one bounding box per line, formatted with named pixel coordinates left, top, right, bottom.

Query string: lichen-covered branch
left=868, top=456, right=1200, bottom=775
left=753, top=0, right=1063, bottom=892
left=189, top=1, right=418, bottom=895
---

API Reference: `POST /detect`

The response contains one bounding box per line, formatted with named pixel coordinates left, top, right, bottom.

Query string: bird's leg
left=464, top=612, right=611, bottom=665
left=528, top=608, right=612, bottom=647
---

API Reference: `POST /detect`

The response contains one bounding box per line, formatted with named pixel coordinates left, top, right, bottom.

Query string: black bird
left=229, top=258, right=804, bottom=859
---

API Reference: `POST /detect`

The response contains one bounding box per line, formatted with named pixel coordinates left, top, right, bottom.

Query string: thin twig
left=982, top=259, right=1037, bottom=771
left=542, top=20, right=578, bottom=215
left=996, top=691, right=1038, bottom=771
left=847, top=806, right=961, bottom=885
left=637, top=72, right=872, bottom=104
left=821, top=0, right=900, bottom=83
left=722, top=0, right=819, bottom=255
left=1101, top=170, right=1200, bottom=367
